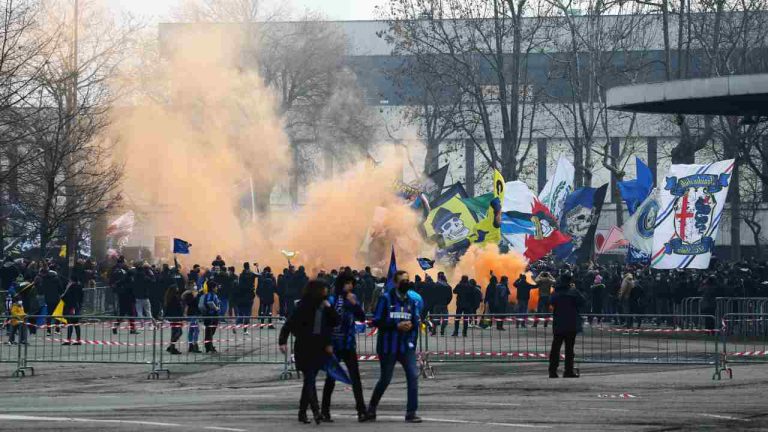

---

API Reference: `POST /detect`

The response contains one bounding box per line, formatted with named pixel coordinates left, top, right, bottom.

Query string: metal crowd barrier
left=716, top=298, right=768, bottom=322
left=1, top=312, right=726, bottom=380
left=0, top=314, right=291, bottom=379
left=81, top=285, right=110, bottom=315
left=719, top=313, right=768, bottom=379
left=353, top=313, right=721, bottom=378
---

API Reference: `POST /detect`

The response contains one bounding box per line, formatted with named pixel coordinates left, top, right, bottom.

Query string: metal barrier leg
left=148, top=320, right=170, bottom=380
left=12, top=330, right=33, bottom=378
left=279, top=351, right=293, bottom=380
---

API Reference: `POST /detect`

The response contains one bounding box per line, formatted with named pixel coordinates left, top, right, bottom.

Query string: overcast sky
left=108, top=0, right=383, bottom=21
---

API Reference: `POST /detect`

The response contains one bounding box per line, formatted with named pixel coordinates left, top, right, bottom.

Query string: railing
left=719, top=313, right=768, bottom=379
left=0, top=312, right=726, bottom=380
left=0, top=314, right=292, bottom=379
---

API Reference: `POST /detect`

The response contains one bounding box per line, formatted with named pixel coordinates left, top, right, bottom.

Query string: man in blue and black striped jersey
left=366, top=270, right=422, bottom=423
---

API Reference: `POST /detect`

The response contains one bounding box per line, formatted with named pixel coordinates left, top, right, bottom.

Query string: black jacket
left=453, top=281, right=475, bottom=310
left=286, top=270, right=307, bottom=298
left=109, top=265, right=130, bottom=296
left=256, top=273, right=277, bottom=303
left=164, top=286, right=184, bottom=318
left=215, top=272, right=234, bottom=300
left=551, top=288, right=585, bottom=335
left=132, top=268, right=155, bottom=300
left=514, top=278, right=537, bottom=302
left=434, top=281, right=453, bottom=307
left=37, top=271, right=63, bottom=305
left=236, top=270, right=257, bottom=305
left=61, top=282, right=84, bottom=311
left=0, top=261, right=19, bottom=291
left=278, top=298, right=339, bottom=371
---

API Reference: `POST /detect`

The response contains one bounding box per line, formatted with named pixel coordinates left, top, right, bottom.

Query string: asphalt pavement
left=1, top=357, right=767, bottom=431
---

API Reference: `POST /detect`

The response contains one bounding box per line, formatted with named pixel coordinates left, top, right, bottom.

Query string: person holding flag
left=320, top=272, right=370, bottom=423
left=366, top=269, right=422, bottom=423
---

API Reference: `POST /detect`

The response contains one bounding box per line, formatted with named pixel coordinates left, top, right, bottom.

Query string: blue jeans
left=516, top=301, right=528, bottom=327
left=369, top=350, right=419, bottom=415
left=187, top=318, right=199, bottom=343
left=236, top=303, right=253, bottom=325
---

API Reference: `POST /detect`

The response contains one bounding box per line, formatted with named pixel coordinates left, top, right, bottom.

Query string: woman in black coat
left=164, top=283, right=184, bottom=355
left=61, top=275, right=84, bottom=345
left=279, top=279, right=339, bottom=424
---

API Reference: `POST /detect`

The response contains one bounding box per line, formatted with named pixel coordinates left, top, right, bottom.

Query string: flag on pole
left=385, top=245, right=397, bottom=292
left=173, top=238, right=191, bottom=254
left=651, top=160, right=734, bottom=269
left=538, top=156, right=574, bottom=223
left=618, top=157, right=654, bottom=215
left=417, top=257, right=435, bottom=271
left=423, top=183, right=476, bottom=253
left=51, top=300, right=68, bottom=325
left=469, top=169, right=505, bottom=246
left=622, top=189, right=659, bottom=255
left=555, top=184, right=609, bottom=263
left=501, top=181, right=570, bottom=262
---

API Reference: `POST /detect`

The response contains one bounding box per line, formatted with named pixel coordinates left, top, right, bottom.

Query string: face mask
left=397, top=281, right=410, bottom=295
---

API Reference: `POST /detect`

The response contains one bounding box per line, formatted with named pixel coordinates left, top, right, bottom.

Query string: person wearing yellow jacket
left=8, top=298, right=27, bottom=344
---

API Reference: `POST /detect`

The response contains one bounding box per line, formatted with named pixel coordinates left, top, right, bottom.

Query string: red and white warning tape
left=598, top=328, right=719, bottom=334
left=597, top=393, right=637, bottom=399
left=728, top=350, right=768, bottom=357
left=426, top=350, right=563, bottom=359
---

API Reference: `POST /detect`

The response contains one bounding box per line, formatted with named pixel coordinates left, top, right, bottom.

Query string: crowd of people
left=3, top=251, right=768, bottom=423
left=3, top=253, right=768, bottom=348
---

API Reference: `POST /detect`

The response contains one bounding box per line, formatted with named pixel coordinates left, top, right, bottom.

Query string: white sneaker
left=243, top=330, right=250, bottom=336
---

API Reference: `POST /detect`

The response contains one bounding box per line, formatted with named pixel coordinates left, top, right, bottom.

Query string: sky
left=108, top=0, right=383, bottom=21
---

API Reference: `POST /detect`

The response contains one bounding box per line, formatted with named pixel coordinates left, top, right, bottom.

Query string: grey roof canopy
left=606, top=74, right=768, bottom=116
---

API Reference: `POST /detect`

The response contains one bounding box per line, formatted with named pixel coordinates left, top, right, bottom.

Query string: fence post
left=148, top=318, right=170, bottom=380
left=12, top=328, right=33, bottom=378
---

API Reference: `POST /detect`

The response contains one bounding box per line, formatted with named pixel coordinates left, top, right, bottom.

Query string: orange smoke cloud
left=454, top=245, right=539, bottom=311
left=274, top=155, right=428, bottom=275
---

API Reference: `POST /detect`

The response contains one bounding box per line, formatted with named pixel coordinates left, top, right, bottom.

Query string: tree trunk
left=614, top=176, right=625, bottom=227
left=584, top=140, right=593, bottom=187
left=289, top=139, right=299, bottom=206
left=39, top=224, right=49, bottom=261
left=574, top=139, right=584, bottom=188
left=728, top=159, right=742, bottom=261
left=670, top=136, right=698, bottom=164
left=424, top=137, right=440, bottom=174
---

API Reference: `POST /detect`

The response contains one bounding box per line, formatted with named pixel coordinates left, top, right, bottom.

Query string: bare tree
left=8, top=1, right=140, bottom=259
left=379, top=0, right=550, bottom=180
left=739, top=172, right=767, bottom=258
left=0, top=0, right=59, bottom=252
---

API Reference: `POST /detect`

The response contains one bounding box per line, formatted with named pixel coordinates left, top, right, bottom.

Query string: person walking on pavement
left=279, top=280, right=339, bottom=425
left=366, top=271, right=422, bottom=423
left=549, top=272, right=585, bottom=378
left=320, top=273, right=369, bottom=423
